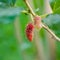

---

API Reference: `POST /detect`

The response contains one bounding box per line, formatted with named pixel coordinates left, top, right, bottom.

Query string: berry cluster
left=25, top=16, right=41, bottom=42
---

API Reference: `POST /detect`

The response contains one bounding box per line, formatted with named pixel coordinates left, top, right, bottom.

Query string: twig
left=42, top=23, right=60, bottom=41
left=24, top=0, right=36, bottom=17
left=24, top=0, right=60, bottom=42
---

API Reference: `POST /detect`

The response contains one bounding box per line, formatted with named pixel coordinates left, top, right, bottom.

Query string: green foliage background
left=0, top=0, right=60, bottom=60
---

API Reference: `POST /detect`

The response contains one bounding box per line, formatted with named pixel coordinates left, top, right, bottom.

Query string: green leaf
left=0, top=7, right=23, bottom=24
left=0, top=0, right=16, bottom=7
left=50, top=0, right=60, bottom=14
left=0, top=2, right=7, bottom=8
left=43, top=14, right=60, bottom=37
left=0, top=7, right=23, bottom=16
left=54, top=7, right=60, bottom=14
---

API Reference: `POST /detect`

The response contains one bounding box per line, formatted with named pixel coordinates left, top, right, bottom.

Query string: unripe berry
left=34, top=15, right=42, bottom=29
left=26, top=23, right=34, bottom=42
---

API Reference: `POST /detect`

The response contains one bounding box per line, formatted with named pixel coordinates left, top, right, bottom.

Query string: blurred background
left=0, top=0, right=60, bottom=60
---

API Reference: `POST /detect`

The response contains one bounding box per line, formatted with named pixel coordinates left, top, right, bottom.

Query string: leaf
left=0, top=2, right=7, bottom=8
left=0, top=7, right=23, bottom=24
left=0, top=7, right=23, bottom=16
left=0, top=0, right=16, bottom=6
left=54, top=7, right=60, bottom=14
left=49, top=0, right=60, bottom=14
left=43, top=14, right=60, bottom=37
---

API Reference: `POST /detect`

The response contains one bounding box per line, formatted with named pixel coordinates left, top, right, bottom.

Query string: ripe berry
left=25, top=23, right=34, bottom=42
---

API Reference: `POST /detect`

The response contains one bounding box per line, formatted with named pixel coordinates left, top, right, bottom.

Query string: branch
left=24, top=0, right=36, bottom=17
left=42, top=23, right=60, bottom=41
left=24, top=0, right=60, bottom=42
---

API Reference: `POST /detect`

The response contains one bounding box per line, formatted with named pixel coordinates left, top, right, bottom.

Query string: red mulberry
left=26, top=23, right=34, bottom=42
